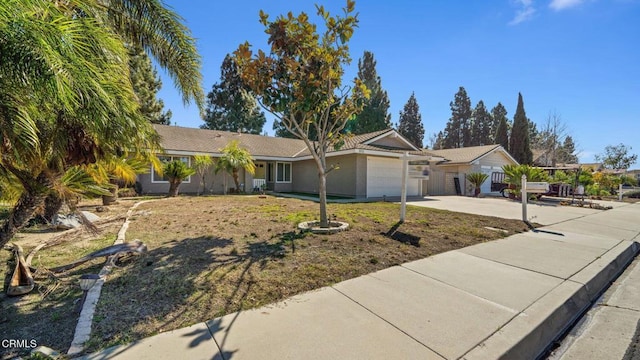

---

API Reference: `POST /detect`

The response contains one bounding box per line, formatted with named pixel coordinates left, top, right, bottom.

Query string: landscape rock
left=51, top=211, right=100, bottom=229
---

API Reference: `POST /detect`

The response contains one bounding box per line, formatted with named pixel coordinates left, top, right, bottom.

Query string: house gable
left=430, top=145, right=518, bottom=167
left=362, top=130, right=419, bottom=151
left=472, top=146, right=518, bottom=166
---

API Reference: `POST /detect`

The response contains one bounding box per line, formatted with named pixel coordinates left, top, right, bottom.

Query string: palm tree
left=164, top=160, right=196, bottom=197
left=216, top=141, right=255, bottom=194
left=192, top=155, right=214, bottom=195
left=98, top=154, right=160, bottom=205
left=0, top=0, right=203, bottom=246
left=502, top=164, right=549, bottom=198
left=466, top=173, right=489, bottom=197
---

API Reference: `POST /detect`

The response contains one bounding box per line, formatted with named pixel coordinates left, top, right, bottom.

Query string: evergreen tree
left=348, top=51, right=391, bottom=134
left=273, top=120, right=297, bottom=138
left=128, top=45, right=172, bottom=124
left=202, top=54, right=266, bottom=134
left=443, top=86, right=472, bottom=148
left=509, top=93, right=533, bottom=164
left=557, top=136, right=578, bottom=164
left=397, top=92, right=425, bottom=148
left=273, top=109, right=318, bottom=140
left=470, top=100, right=493, bottom=146
left=491, top=102, right=509, bottom=144
left=494, top=117, right=510, bottom=150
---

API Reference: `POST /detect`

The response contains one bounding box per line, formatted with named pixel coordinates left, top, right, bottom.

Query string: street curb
left=463, top=240, right=640, bottom=360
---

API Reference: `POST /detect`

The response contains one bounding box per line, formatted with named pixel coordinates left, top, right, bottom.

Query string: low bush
left=623, top=190, right=640, bottom=199
left=118, top=187, right=138, bottom=198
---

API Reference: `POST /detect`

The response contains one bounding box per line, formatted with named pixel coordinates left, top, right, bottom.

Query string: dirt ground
left=1, top=195, right=530, bottom=357
left=0, top=199, right=136, bottom=359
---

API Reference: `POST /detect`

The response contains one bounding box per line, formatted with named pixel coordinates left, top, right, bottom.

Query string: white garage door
left=367, top=157, right=420, bottom=198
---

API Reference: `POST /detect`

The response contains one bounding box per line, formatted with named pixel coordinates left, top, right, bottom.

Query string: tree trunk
left=232, top=168, right=240, bottom=193
left=198, top=173, right=205, bottom=196
left=102, top=181, right=119, bottom=205
left=0, top=177, right=51, bottom=248
left=43, top=193, right=64, bottom=222
left=318, top=170, right=328, bottom=228
left=168, top=180, right=181, bottom=197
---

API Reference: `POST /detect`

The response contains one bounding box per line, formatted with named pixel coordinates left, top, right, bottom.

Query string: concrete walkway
left=80, top=202, right=640, bottom=360
left=407, top=196, right=626, bottom=226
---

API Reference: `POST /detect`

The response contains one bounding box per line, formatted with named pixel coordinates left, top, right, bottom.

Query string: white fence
left=253, top=179, right=266, bottom=190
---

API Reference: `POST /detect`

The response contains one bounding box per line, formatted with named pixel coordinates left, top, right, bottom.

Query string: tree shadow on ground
left=88, top=232, right=302, bottom=356
left=0, top=258, right=96, bottom=358
left=381, top=222, right=421, bottom=247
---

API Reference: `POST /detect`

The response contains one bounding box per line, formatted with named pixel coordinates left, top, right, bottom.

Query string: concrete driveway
left=407, top=196, right=628, bottom=225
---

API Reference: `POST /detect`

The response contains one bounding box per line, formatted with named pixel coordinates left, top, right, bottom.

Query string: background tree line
left=433, top=87, right=579, bottom=166
left=201, top=49, right=424, bottom=148
left=200, top=40, right=636, bottom=171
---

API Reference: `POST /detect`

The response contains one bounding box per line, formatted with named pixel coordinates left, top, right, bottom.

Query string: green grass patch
left=31, top=234, right=117, bottom=269
left=284, top=210, right=317, bottom=225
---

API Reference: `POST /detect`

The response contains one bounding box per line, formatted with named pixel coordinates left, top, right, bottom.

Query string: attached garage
left=366, top=156, right=420, bottom=198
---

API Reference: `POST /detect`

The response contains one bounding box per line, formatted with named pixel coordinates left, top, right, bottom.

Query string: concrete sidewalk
left=81, top=203, right=640, bottom=360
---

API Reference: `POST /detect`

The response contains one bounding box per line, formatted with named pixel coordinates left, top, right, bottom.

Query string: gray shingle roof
left=153, top=125, right=422, bottom=159
left=428, top=145, right=504, bottom=165
left=153, top=125, right=307, bottom=158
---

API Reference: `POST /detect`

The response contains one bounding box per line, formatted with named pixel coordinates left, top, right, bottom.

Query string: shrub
left=502, top=165, right=549, bottom=197
left=623, top=190, right=640, bottom=199
left=551, top=170, right=571, bottom=183
left=118, top=187, right=138, bottom=198
left=586, top=184, right=611, bottom=197
left=466, top=172, right=489, bottom=196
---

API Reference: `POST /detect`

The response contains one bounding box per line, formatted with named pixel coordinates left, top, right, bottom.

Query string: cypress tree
left=490, top=102, right=508, bottom=143
left=397, top=92, right=425, bottom=148
left=202, top=54, right=266, bottom=134
left=349, top=51, right=391, bottom=134
left=509, top=93, right=533, bottom=164
left=128, top=46, right=172, bottom=124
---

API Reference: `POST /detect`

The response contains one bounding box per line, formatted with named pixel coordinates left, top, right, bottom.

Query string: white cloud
left=509, top=0, right=536, bottom=25
left=549, top=0, right=585, bottom=10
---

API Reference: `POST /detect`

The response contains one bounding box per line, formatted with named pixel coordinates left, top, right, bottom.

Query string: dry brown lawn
left=1, top=195, right=531, bottom=357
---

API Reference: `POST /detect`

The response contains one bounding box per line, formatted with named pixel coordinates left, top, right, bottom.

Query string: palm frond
left=102, top=0, right=204, bottom=108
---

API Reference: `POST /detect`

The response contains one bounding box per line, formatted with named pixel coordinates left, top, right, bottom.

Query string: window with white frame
left=151, top=155, right=191, bottom=183
left=276, top=162, right=291, bottom=183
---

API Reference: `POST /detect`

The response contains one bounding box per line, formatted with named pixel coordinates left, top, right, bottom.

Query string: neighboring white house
left=425, top=145, right=519, bottom=196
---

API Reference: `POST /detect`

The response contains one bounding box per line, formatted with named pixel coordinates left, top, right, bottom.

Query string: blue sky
left=157, top=0, right=639, bottom=166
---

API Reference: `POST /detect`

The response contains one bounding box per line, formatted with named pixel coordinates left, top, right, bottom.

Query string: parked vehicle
left=490, top=172, right=509, bottom=197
